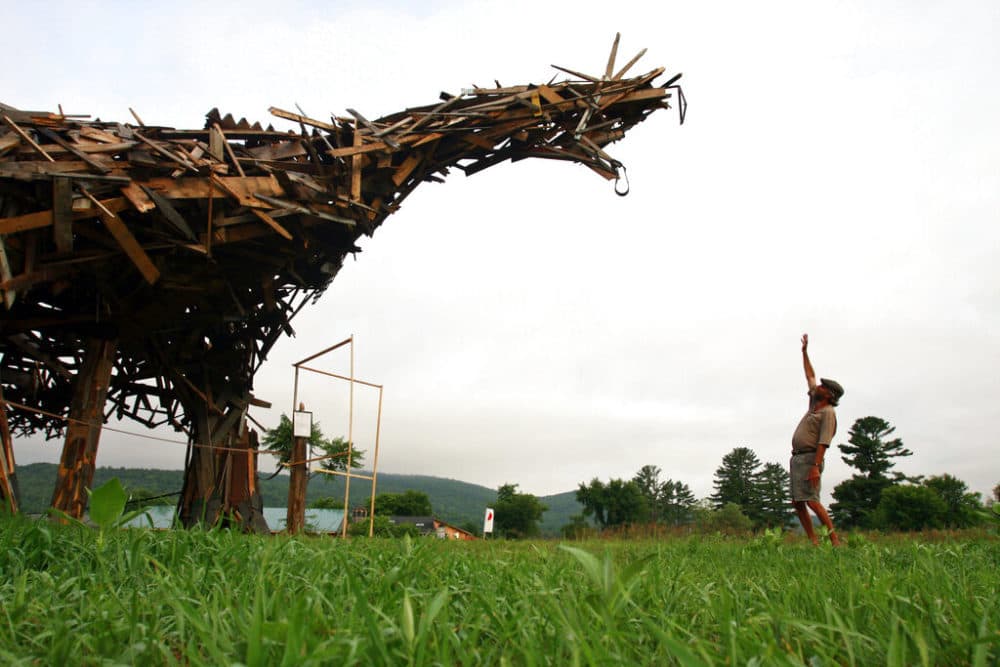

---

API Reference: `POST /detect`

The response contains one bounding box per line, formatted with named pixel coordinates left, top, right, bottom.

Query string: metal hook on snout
left=612, top=161, right=630, bottom=197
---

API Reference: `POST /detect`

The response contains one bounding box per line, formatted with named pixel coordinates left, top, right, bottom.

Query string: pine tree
left=710, top=447, right=763, bottom=522
left=661, top=479, right=697, bottom=526
left=831, top=416, right=911, bottom=528
left=632, top=465, right=665, bottom=522
left=754, top=462, right=792, bottom=529
left=838, top=416, right=912, bottom=480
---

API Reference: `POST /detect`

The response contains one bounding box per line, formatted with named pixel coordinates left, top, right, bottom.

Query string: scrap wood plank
left=392, top=153, right=423, bottom=186
left=0, top=161, right=94, bottom=178
left=98, top=209, right=160, bottom=284
left=412, top=131, right=443, bottom=148
left=612, top=48, right=647, bottom=81
left=374, top=115, right=412, bottom=138
left=0, top=196, right=129, bottom=235
left=252, top=194, right=356, bottom=227
left=268, top=107, right=337, bottom=133
left=36, top=128, right=111, bottom=174
left=251, top=209, right=292, bottom=241
left=119, top=182, right=156, bottom=213
left=0, top=133, right=20, bottom=157
left=605, top=33, right=621, bottom=79
left=144, top=175, right=284, bottom=206
left=468, top=84, right=532, bottom=95
left=549, top=64, right=601, bottom=83
left=210, top=123, right=247, bottom=177
left=0, top=236, right=13, bottom=308
left=535, top=85, right=575, bottom=109
left=350, top=126, right=363, bottom=201
left=132, top=132, right=198, bottom=172
left=208, top=125, right=225, bottom=161
left=328, top=141, right=392, bottom=158
left=52, top=177, right=73, bottom=253
left=139, top=187, right=197, bottom=241
left=39, top=140, right=136, bottom=154
left=78, top=127, right=121, bottom=144
left=1, top=115, right=54, bottom=161
left=246, top=140, right=307, bottom=161
left=461, top=133, right=495, bottom=151
left=593, top=86, right=669, bottom=114
left=396, top=97, right=459, bottom=137
left=347, top=109, right=400, bottom=149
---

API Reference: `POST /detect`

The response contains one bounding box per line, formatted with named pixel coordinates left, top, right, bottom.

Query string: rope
left=124, top=491, right=181, bottom=507
left=1, top=398, right=270, bottom=456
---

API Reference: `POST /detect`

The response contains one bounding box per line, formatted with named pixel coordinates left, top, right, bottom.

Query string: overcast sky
left=5, top=1, right=998, bottom=505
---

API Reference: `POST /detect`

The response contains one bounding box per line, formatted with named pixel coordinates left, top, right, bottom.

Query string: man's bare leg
left=793, top=501, right=818, bottom=545
left=807, top=500, right=842, bottom=546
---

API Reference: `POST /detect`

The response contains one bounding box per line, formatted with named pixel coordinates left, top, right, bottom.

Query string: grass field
left=0, top=517, right=997, bottom=666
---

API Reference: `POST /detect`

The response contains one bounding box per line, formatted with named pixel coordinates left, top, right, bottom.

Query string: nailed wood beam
left=52, top=177, right=73, bottom=253
left=0, top=236, right=14, bottom=309
left=97, top=208, right=161, bottom=284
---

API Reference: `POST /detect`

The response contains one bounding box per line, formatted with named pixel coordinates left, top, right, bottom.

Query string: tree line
left=108, top=412, right=1000, bottom=539
left=557, top=415, right=994, bottom=538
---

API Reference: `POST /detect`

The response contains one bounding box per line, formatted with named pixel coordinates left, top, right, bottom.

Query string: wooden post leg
left=178, top=400, right=269, bottom=532
left=178, top=405, right=228, bottom=528
left=50, top=338, right=117, bottom=519
left=286, top=406, right=307, bottom=534
left=0, top=388, right=19, bottom=513
left=227, top=424, right=269, bottom=533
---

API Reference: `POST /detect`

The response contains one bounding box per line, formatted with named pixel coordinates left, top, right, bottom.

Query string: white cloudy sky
left=5, top=1, right=998, bottom=504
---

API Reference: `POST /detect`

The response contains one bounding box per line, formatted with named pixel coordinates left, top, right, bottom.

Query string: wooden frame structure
left=288, top=336, right=384, bottom=538
left=0, top=36, right=684, bottom=528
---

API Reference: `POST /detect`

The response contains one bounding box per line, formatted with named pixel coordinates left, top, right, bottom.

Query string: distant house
left=433, top=519, right=477, bottom=541
left=388, top=515, right=477, bottom=540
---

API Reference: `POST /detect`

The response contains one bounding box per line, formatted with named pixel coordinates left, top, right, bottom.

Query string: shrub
left=876, top=485, right=948, bottom=531
left=697, top=503, right=753, bottom=535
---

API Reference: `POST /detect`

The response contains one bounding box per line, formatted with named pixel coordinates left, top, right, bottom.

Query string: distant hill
left=11, top=463, right=583, bottom=536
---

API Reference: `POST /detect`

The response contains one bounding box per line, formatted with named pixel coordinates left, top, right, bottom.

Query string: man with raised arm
left=791, top=334, right=844, bottom=546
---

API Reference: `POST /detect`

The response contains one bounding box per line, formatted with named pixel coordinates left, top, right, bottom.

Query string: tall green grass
left=0, top=516, right=996, bottom=665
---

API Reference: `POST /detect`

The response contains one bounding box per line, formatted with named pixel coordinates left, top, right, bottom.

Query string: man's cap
left=820, top=378, right=844, bottom=405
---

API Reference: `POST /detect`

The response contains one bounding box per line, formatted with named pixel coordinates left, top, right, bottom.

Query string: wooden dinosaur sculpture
left=0, top=36, right=685, bottom=528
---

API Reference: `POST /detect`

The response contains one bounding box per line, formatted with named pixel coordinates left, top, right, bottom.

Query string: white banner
left=483, top=507, right=494, bottom=534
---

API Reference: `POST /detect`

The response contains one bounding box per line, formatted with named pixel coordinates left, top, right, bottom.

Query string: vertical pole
left=50, top=337, right=117, bottom=519
left=341, top=335, right=355, bottom=538
left=286, top=402, right=308, bottom=534
left=0, top=389, right=18, bottom=513
left=367, top=385, right=383, bottom=537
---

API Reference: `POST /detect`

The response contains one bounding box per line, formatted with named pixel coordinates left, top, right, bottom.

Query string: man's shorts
left=790, top=452, right=823, bottom=502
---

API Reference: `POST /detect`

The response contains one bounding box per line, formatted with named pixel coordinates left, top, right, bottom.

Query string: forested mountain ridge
left=11, top=463, right=582, bottom=536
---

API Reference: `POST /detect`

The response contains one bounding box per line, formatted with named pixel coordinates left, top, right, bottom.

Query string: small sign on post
left=483, top=507, right=494, bottom=536
left=292, top=410, right=312, bottom=439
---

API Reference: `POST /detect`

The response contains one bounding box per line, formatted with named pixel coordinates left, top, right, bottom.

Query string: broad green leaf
left=88, top=478, right=127, bottom=530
